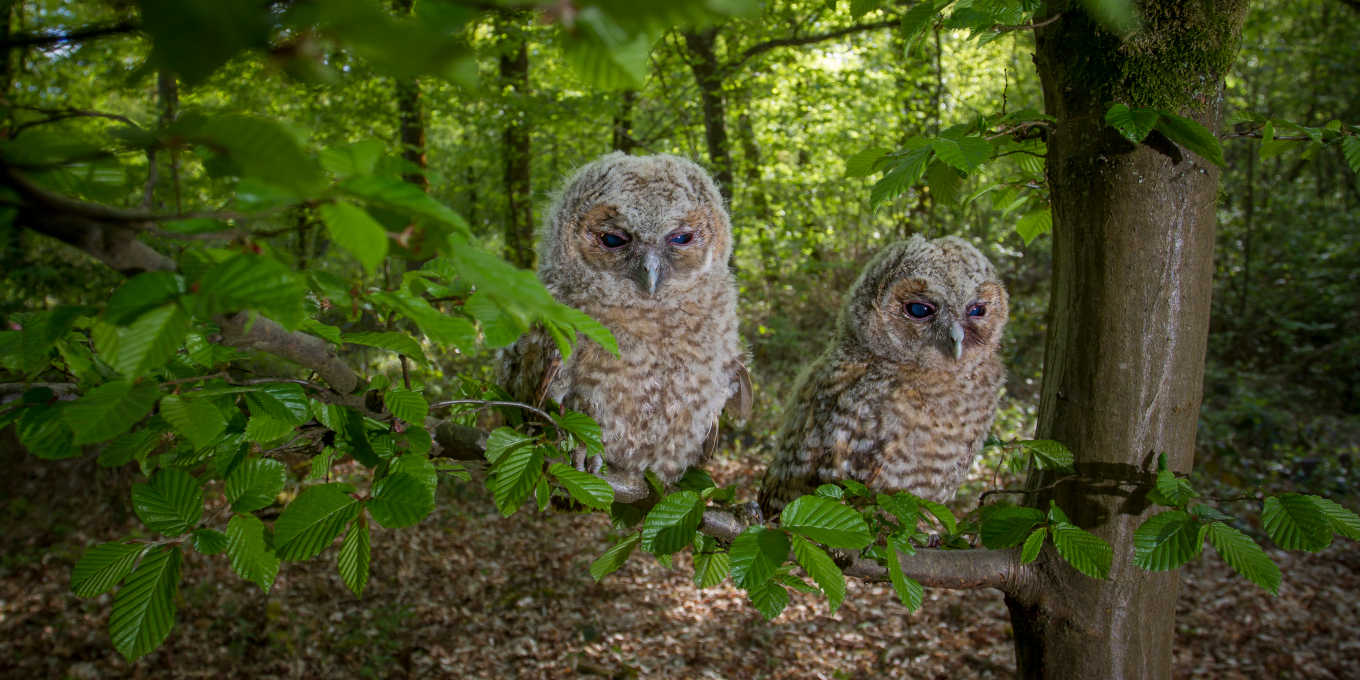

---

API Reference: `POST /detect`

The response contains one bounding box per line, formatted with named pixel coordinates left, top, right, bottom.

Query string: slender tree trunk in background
left=612, top=89, right=637, bottom=154
left=157, top=71, right=180, bottom=214
left=1007, top=4, right=1247, bottom=678
left=736, top=112, right=777, bottom=282
left=682, top=27, right=734, bottom=206
left=391, top=0, right=428, bottom=192
left=499, top=25, right=534, bottom=269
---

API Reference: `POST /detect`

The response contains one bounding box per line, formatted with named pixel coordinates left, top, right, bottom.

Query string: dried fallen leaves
left=0, top=450, right=1356, bottom=680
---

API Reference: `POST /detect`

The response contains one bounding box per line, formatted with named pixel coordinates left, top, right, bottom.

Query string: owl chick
left=757, top=236, right=1009, bottom=516
left=497, top=152, right=750, bottom=484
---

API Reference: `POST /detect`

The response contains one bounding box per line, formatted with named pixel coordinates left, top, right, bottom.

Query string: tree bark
left=392, top=0, right=427, bottom=191
left=682, top=27, right=734, bottom=205
left=1009, top=3, right=1247, bottom=678
left=611, top=89, right=637, bottom=154
left=499, top=25, right=534, bottom=269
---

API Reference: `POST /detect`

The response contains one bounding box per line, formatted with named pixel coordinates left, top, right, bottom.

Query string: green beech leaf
left=302, top=318, right=343, bottom=345
left=65, top=380, right=161, bottom=445
left=815, top=484, right=845, bottom=500
left=319, top=202, right=389, bottom=274
left=790, top=536, right=847, bottom=614
left=1050, top=522, right=1113, bottom=580
left=1262, top=494, right=1331, bottom=552
left=1190, top=503, right=1235, bottom=523
left=243, top=383, right=309, bottom=425
left=549, top=463, right=614, bottom=511
left=226, top=513, right=280, bottom=592
left=320, top=139, right=383, bottom=178
left=224, top=458, right=287, bottom=512
left=746, top=578, right=789, bottom=620
left=590, top=532, right=641, bottom=581
left=191, top=254, right=306, bottom=330
left=900, top=0, right=941, bottom=54
left=849, top=0, right=882, bottom=20
left=1153, top=467, right=1199, bottom=508
left=368, top=472, right=435, bottom=528
left=109, top=546, right=181, bottom=661
left=931, top=135, right=993, bottom=172
left=778, top=495, right=873, bottom=549
left=1309, top=496, right=1360, bottom=540
left=1105, top=103, right=1160, bottom=143
left=338, top=514, right=371, bottom=597
left=980, top=505, right=1047, bottom=549
left=908, top=494, right=958, bottom=535
left=198, top=114, right=325, bottom=194
left=71, top=542, right=148, bottom=598
left=106, top=304, right=190, bottom=377
left=158, top=395, right=227, bottom=450
left=1206, top=522, right=1281, bottom=596
left=99, top=429, right=161, bottom=468
left=1020, top=526, right=1046, bottom=565
left=845, top=147, right=889, bottom=177
left=343, top=331, right=428, bottom=365
left=692, top=549, right=730, bottom=589
left=641, top=490, right=706, bottom=555
left=191, top=528, right=228, bottom=555
left=384, top=388, right=429, bottom=424
left=338, top=173, right=467, bottom=230
left=884, top=543, right=924, bottom=612
left=16, top=403, right=78, bottom=460
left=869, top=145, right=933, bottom=211
left=1015, top=208, right=1052, bottom=245
left=131, top=468, right=204, bottom=537
left=1341, top=137, right=1360, bottom=173
left=1017, top=439, right=1074, bottom=472
left=245, top=414, right=295, bottom=444
left=484, top=427, right=532, bottom=465
left=391, top=454, right=438, bottom=496
left=105, top=272, right=184, bottom=326
left=273, top=483, right=361, bottom=561
left=677, top=468, right=717, bottom=493
left=1132, top=510, right=1204, bottom=571
left=490, top=444, right=545, bottom=517
left=551, top=410, right=605, bottom=458
left=1152, top=110, right=1226, bottom=167
left=729, top=526, right=791, bottom=589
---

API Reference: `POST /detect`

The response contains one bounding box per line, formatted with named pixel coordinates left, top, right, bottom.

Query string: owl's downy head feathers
left=838, top=235, right=1009, bottom=369
left=539, top=152, right=732, bottom=305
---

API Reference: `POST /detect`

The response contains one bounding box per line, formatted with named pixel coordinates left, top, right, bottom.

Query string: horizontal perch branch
left=6, top=164, right=1021, bottom=595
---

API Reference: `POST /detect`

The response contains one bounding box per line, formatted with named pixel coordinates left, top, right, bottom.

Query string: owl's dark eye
left=967, top=304, right=987, bottom=317
left=667, top=232, right=694, bottom=245
left=599, top=233, right=630, bottom=249
left=905, top=301, right=936, bottom=319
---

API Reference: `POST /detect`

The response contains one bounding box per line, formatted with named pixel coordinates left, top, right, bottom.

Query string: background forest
left=1, top=0, right=1357, bottom=678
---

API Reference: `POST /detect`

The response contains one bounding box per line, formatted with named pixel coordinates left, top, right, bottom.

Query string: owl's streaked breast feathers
left=758, top=236, right=1009, bottom=515
left=497, top=152, right=748, bottom=483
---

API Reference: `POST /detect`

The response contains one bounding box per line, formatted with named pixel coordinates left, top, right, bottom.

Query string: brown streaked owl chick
left=757, top=236, right=1009, bottom=516
left=497, top=151, right=750, bottom=484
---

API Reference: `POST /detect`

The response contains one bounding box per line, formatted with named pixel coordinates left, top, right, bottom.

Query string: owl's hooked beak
left=640, top=249, right=665, bottom=295
left=950, top=322, right=965, bottom=361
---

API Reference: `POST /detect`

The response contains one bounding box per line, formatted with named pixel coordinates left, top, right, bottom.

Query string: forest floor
left=1, top=444, right=1357, bottom=680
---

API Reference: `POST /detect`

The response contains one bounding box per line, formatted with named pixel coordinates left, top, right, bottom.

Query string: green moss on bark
left=1062, top=0, right=1248, bottom=112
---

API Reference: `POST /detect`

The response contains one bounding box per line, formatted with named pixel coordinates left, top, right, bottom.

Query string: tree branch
left=733, top=18, right=899, bottom=70
left=213, top=313, right=358, bottom=394
left=0, top=21, right=139, bottom=50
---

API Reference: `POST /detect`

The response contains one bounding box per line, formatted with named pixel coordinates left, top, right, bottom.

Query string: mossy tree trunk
left=1010, top=2, right=1247, bottom=678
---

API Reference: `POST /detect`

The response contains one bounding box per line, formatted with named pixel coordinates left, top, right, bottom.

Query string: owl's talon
left=570, top=447, right=588, bottom=472
left=587, top=455, right=604, bottom=475
left=737, top=501, right=764, bottom=526
left=927, top=533, right=942, bottom=549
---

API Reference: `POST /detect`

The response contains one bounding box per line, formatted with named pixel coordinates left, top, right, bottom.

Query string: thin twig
left=429, top=399, right=565, bottom=439
left=995, top=12, right=1063, bottom=32
left=159, top=372, right=229, bottom=388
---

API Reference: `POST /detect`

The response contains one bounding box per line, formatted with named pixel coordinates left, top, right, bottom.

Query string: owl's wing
left=757, top=359, right=872, bottom=518
left=722, top=363, right=753, bottom=425
left=496, top=325, right=562, bottom=408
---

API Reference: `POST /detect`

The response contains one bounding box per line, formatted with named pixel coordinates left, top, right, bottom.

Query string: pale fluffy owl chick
left=758, top=236, right=1009, bottom=516
left=497, top=152, right=750, bottom=484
